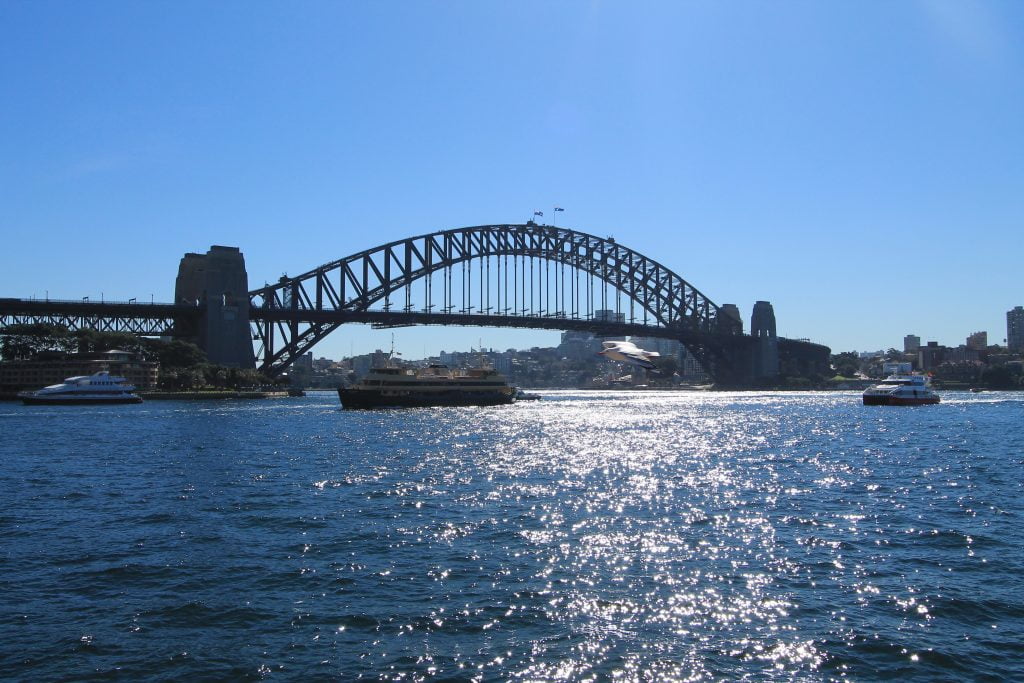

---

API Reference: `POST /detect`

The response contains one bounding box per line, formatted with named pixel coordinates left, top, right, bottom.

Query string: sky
left=2, top=1, right=1022, bottom=359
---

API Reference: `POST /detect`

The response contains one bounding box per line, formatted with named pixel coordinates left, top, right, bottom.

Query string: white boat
left=862, top=372, right=939, bottom=406
left=18, top=371, right=143, bottom=405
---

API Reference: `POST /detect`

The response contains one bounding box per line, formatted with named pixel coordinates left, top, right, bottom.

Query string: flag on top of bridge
left=554, top=207, right=564, bottom=212
left=533, top=211, right=543, bottom=217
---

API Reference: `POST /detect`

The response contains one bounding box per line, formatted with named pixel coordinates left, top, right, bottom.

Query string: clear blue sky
left=2, top=1, right=1021, bottom=358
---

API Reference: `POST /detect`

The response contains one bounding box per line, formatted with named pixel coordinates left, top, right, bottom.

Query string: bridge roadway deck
left=1, top=298, right=768, bottom=350
left=251, top=307, right=748, bottom=347
left=1, top=298, right=196, bottom=315
left=2, top=298, right=737, bottom=345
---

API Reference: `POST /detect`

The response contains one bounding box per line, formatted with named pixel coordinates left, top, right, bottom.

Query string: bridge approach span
left=0, top=298, right=200, bottom=337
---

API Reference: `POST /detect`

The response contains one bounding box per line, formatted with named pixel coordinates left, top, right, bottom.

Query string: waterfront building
left=904, top=335, right=921, bottom=353
left=882, top=361, right=913, bottom=375
left=629, top=336, right=682, bottom=359
left=966, top=331, right=988, bottom=350
left=1008, top=306, right=1024, bottom=351
left=312, top=356, right=335, bottom=372
left=489, top=351, right=513, bottom=375
left=0, top=350, right=159, bottom=393
left=288, top=352, right=315, bottom=385
left=946, top=346, right=981, bottom=364
left=352, top=355, right=372, bottom=378
left=351, top=349, right=390, bottom=378
left=440, top=350, right=473, bottom=367
left=917, top=342, right=945, bottom=372
left=679, top=345, right=709, bottom=382
left=558, top=331, right=600, bottom=360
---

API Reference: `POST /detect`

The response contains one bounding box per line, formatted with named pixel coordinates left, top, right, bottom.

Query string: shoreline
left=139, top=390, right=290, bottom=400
left=0, top=390, right=291, bottom=402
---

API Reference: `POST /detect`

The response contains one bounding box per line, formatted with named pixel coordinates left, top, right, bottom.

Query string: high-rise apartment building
left=966, top=331, right=987, bottom=350
left=903, top=335, right=921, bottom=353
left=918, top=342, right=945, bottom=372
left=1008, top=306, right=1024, bottom=351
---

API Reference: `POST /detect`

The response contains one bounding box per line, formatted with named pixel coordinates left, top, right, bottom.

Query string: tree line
left=829, top=349, right=1024, bottom=389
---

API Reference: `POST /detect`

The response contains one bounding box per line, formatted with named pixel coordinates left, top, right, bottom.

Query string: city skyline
left=2, top=3, right=1022, bottom=358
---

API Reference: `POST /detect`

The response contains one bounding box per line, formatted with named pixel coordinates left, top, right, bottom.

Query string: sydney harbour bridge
left=0, top=223, right=829, bottom=385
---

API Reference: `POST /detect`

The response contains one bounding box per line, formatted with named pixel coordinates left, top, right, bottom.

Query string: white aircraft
left=597, top=340, right=660, bottom=370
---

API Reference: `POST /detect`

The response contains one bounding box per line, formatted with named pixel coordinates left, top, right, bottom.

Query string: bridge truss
left=249, top=223, right=743, bottom=376
left=0, top=299, right=197, bottom=336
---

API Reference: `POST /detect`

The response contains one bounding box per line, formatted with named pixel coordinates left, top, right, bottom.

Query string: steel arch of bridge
left=249, top=223, right=742, bottom=376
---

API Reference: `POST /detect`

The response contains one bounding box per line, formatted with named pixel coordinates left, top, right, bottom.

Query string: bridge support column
left=175, top=246, right=255, bottom=369
left=750, top=301, right=779, bottom=381
left=703, top=337, right=758, bottom=387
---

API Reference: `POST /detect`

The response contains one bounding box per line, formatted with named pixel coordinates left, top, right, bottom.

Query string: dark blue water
left=2, top=391, right=1022, bottom=681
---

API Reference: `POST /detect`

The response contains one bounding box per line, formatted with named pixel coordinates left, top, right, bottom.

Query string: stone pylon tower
left=718, top=303, right=743, bottom=334
left=750, top=300, right=779, bottom=379
left=174, top=246, right=255, bottom=368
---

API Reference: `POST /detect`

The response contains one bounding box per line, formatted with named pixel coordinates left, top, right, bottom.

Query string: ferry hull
left=338, top=388, right=514, bottom=409
left=20, top=395, right=144, bottom=406
left=862, top=394, right=939, bottom=406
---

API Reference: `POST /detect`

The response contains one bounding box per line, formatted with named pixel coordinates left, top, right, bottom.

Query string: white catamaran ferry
left=18, top=371, right=143, bottom=405
left=862, top=372, right=939, bottom=406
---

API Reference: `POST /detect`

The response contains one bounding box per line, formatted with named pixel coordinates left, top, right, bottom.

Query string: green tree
left=201, top=364, right=230, bottom=388
left=830, top=351, right=860, bottom=378
left=230, top=368, right=266, bottom=389
left=980, top=364, right=1022, bottom=389
left=158, top=367, right=206, bottom=390
left=143, top=339, right=207, bottom=368
left=73, top=329, right=146, bottom=355
left=0, top=323, right=74, bottom=360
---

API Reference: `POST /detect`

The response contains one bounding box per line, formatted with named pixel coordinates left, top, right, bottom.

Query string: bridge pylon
left=175, top=246, right=255, bottom=369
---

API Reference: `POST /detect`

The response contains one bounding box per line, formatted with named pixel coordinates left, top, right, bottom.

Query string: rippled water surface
left=2, top=390, right=1023, bottom=681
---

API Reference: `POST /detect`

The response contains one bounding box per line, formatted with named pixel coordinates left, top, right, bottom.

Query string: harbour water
left=1, top=391, right=1022, bottom=680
